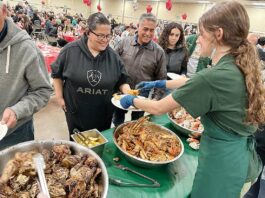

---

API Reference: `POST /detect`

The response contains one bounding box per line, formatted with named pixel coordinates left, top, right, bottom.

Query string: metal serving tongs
left=73, top=128, right=88, bottom=145
left=109, top=164, right=160, bottom=188
left=33, top=153, right=51, bottom=198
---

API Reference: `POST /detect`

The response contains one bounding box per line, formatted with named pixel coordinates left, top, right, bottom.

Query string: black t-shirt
left=165, top=46, right=187, bottom=75
left=51, top=35, right=128, bottom=132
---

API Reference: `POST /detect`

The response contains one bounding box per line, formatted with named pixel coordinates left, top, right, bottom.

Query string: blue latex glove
left=136, top=80, right=166, bottom=97
left=120, top=95, right=136, bottom=109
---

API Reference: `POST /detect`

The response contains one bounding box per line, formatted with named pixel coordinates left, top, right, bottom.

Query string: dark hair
left=20, top=14, right=32, bottom=34
left=159, top=22, right=188, bottom=70
left=49, top=16, right=54, bottom=21
left=199, top=1, right=265, bottom=124
left=258, top=37, right=265, bottom=46
left=87, top=12, right=110, bottom=31
left=17, top=9, right=24, bottom=14
left=158, top=22, right=185, bottom=50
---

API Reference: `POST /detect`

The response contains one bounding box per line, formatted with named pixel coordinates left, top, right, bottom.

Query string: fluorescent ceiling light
left=197, top=1, right=211, bottom=4
left=252, top=3, right=265, bottom=6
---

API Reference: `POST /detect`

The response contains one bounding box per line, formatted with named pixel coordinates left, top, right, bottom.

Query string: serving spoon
left=33, top=153, right=51, bottom=198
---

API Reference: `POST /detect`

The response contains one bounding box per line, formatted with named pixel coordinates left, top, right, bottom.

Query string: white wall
left=8, top=0, right=265, bottom=33
left=246, top=6, right=265, bottom=33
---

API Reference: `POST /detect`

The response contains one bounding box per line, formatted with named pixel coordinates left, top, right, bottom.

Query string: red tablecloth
left=37, top=43, right=61, bottom=73
left=63, top=35, right=78, bottom=42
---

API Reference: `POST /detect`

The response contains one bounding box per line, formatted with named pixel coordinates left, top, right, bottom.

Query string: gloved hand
left=136, top=80, right=166, bottom=97
left=120, top=95, right=136, bottom=109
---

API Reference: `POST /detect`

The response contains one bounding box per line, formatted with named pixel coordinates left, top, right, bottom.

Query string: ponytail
left=231, top=41, right=265, bottom=124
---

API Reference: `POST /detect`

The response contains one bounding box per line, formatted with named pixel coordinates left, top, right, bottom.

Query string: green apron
left=191, top=116, right=262, bottom=198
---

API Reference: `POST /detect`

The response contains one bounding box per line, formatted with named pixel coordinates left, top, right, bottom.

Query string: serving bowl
left=113, top=121, right=184, bottom=168
left=0, top=140, right=108, bottom=198
left=168, top=108, right=204, bottom=137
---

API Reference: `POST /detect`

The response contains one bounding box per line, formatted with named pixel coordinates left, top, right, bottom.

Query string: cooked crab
left=116, top=117, right=182, bottom=162
left=127, top=89, right=139, bottom=96
left=171, top=108, right=204, bottom=133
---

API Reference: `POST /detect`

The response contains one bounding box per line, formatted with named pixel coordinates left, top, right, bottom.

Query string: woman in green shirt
left=120, top=1, right=265, bottom=198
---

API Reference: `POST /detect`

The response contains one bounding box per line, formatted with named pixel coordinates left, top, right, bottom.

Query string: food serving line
left=101, top=114, right=198, bottom=198
left=0, top=115, right=198, bottom=197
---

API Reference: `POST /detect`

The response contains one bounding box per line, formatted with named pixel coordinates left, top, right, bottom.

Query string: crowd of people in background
left=5, top=1, right=88, bottom=47
left=1, top=1, right=265, bottom=198
left=5, top=1, right=265, bottom=77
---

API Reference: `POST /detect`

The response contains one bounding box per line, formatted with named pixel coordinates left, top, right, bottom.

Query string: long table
left=37, top=43, right=61, bottom=73
left=101, top=114, right=199, bottom=198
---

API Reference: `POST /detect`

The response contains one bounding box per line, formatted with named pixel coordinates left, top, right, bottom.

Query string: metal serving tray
left=71, top=129, right=108, bottom=157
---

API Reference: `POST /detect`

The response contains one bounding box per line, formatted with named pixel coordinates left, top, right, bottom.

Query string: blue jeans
left=0, top=120, right=34, bottom=151
left=244, top=167, right=265, bottom=198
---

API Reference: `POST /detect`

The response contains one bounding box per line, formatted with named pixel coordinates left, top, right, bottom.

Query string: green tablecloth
left=101, top=114, right=199, bottom=198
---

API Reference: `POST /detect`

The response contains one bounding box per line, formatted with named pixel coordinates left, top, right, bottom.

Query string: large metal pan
left=0, top=140, right=109, bottom=198
left=113, top=121, right=184, bottom=168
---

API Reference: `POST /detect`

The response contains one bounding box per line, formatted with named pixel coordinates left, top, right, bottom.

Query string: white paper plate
left=0, top=124, right=8, bottom=141
left=167, top=72, right=182, bottom=80
left=111, top=94, right=145, bottom=111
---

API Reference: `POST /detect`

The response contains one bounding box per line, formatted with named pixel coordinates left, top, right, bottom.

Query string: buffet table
left=101, top=114, right=198, bottom=198
left=37, top=43, right=61, bottom=73
left=63, top=35, right=78, bottom=42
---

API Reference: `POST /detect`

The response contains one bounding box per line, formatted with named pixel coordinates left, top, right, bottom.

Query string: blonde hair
left=199, top=1, right=265, bottom=125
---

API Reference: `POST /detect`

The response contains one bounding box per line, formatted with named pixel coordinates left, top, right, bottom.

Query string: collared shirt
left=115, top=35, right=167, bottom=88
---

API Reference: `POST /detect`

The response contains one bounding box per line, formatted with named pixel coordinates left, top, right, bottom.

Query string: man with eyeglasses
left=51, top=12, right=131, bottom=135
left=113, top=13, right=167, bottom=126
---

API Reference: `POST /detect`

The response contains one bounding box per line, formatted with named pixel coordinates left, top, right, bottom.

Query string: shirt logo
left=87, top=70, right=102, bottom=87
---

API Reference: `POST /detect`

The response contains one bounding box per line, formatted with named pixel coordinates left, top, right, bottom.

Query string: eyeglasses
left=90, top=30, right=112, bottom=40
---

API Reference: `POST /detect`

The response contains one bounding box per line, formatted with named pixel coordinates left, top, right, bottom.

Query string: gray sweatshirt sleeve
left=10, top=47, right=53, bottom=120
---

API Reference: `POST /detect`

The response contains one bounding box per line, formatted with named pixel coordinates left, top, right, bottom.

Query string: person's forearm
left=166, top=76, right=189, bottom=89
left=133, top=94, right=180, bottom=115
left=119, top=83, right=131, bottom=94
left=53, top=78, right=64, bottom=98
